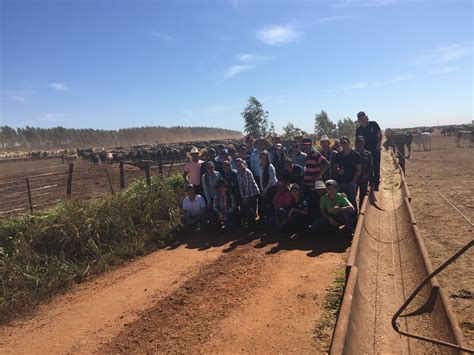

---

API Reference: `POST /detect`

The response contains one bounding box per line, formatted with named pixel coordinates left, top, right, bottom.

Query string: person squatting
left=182, top=111, right=380, bottom=237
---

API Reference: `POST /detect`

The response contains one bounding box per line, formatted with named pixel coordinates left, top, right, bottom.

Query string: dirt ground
left=0, top=227, right=348, bottom=354
left=404, top=134, right=473, bottom=347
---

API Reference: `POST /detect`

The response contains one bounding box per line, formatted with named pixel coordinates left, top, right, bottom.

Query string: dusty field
left=404, top=134, right=473, bottom=346
left=0, top=228, right=348, bottom=353
left=0, top=160, right=185, bottom=217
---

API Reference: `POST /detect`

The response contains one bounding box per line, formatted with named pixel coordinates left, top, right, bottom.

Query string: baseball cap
left=340, top=136, right=350, bottom=144
left=302, top=138, right=312, bottom=145
left=325, top=179, right=338, bottom=188
left=275, top=143, right=283, bottom=150
left=357, top=111, right=367, bottom=119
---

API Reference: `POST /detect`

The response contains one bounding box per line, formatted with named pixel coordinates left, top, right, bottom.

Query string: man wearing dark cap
left=355, top=135, right=374, bottom=208
left=332, top=136, right=361, bottom=215
left=355, top=111, right=382, bottom=191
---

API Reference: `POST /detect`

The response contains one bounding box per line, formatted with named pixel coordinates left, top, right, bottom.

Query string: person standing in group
left=200, top=147, right=217, bottom=177
left=332, top=136, right=361, bottom=215
left=355, top=135, right=374, bottom=208
left=213, top=179, right=237, bottom=231
left=259, top=150, right=278, bottom=224
left=235, top=158, right=260, bottom=228
left=271, top=143, right=287, bottom=179
left=282, top=157, right=304, bottom=186
left=238, top=143, right=252, bottom=170
left=290, top=141, right=307, bottom=168
left=356, top=111, right=382, bottom=191
left=301, top=138, right=329, bottom=190
left=183, top=147, right=204, bottom=195
left=201, top=161, right=221, bottom=208
left=319, top=134, right=337, bottom=181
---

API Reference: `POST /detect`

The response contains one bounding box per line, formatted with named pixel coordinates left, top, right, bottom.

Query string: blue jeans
left=338, top=182, right=358, bottom=215
left=312, top=211, right=354, bottom=234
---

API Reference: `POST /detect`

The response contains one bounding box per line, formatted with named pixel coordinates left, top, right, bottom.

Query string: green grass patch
left=314, top=271, right=346, bottom=352
left=0, top=175, right=184, bottom=323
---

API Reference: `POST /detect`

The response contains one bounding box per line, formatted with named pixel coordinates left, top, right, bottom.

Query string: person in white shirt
left=181, top=184, right=206, bottom=231
left=183, top=147, right=204, bottom=195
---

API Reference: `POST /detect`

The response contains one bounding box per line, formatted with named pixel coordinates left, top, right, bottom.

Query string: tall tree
left=241, top=96, right=272, bottom=138
left=314, top=110, right=336, bottom=137
left=282, top=122, right=307, bottom=139
left=335, top=118, right=357, bottom=139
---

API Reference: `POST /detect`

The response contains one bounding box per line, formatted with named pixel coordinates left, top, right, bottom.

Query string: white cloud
left=223, top=64, right=252, bottom=79
left=429, top=66, right=459, bottom=75
left=151, top=31, right=173, bottom=41
left=317, top=15, right=353, bottom=23
left=1, top=89, right=35, bottom=103
left=327, top=73, right=415, bottom=93
left=49, top=82, right=70, bottom=91
left=236, top=53, right=272, bottom=63
left=436, top=43, right=471, bottom=63
left=257, top=24, right=299, bottom=46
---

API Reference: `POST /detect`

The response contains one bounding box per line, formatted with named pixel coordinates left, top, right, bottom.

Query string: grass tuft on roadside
left=314, top=271, right=346, bottom=352
left=0, top=175, right=183, bottom=323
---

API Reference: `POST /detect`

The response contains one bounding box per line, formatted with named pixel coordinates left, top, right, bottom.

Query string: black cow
left=384, top=129, right=412, bottom=173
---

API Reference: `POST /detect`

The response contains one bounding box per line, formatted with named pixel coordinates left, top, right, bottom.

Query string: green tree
left=335, top=117, right=357, bottom=139
left=0, top=126, right=18, bottom=148
left=241, top=96, right=271, bottom=138
left=314, top=110, right=336, bottom=137
left=282, top=122, right=307, bottom=139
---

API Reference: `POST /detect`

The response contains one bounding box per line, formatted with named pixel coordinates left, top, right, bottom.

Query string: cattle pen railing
left=0, top=159, right=185, bottom=219
left=329, top=151, right=469, bottom=354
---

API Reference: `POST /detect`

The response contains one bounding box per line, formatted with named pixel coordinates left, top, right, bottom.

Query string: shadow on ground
left=167, top=225, right=351, bottom=258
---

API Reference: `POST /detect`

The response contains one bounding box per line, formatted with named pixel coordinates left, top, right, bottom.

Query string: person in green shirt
left=312, top=179, right=355, bottom=235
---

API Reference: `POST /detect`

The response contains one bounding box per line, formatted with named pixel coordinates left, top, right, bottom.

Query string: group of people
left=181, top=111, right=382, bottom=237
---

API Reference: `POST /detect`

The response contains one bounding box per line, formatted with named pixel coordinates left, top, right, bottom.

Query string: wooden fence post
left=66, top=163, right=74, bottom=197
left=167, top=156, right=174, bottom=177
left=145, top=162, right=151, bottom=186
left=119, top=160, right=125, bottom=189
left=26, top=178, right=33, bottom=213
left=105, top=168, right=115, bottom=194
left=158, top=155, right=163, bottom=176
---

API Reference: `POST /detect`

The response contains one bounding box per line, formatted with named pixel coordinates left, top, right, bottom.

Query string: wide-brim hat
left=320, top=134, right=330, bottom=142
left=253, top=138, right=271, bottom=151
left=313, top=180, right=326, bottom=190
left=186, top=147, right=202, bottom=158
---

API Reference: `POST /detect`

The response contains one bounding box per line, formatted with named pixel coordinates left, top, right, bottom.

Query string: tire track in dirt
left=1, top=231, right=347, bottom=354
left=0, top=245, right=224, bottom=354
left=101, top=239, right=345, bottom=354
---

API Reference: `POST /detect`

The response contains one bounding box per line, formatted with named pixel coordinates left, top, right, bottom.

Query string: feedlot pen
left=0, top=159, right=185, bottom=218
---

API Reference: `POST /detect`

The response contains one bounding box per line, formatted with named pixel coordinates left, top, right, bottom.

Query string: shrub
left=0, top=175, right=183, bottom=322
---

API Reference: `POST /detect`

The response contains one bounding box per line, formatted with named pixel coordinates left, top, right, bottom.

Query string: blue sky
left=1, top=0, right=472, bottom=133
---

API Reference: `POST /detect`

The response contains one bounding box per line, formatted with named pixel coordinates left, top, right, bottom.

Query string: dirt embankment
left=0, top=230, right=347, bottom=354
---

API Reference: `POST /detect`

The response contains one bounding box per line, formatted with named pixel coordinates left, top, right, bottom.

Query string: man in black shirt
left=355, top=111, right=382, bottom=191
left=333, top=136, right=361, bottom=214
left=355, top=135, right=374, bottom=208
left=282, top=158, right=304, bottom=186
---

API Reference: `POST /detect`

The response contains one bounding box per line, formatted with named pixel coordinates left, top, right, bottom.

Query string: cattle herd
left=0, top=125, right=472, bottom=164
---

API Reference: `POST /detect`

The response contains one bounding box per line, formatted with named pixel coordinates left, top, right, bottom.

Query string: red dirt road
left=0, top=230, right=347, bottom=353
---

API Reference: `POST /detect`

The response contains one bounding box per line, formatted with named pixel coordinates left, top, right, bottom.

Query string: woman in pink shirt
left=273, top=179, right=294, bottom=228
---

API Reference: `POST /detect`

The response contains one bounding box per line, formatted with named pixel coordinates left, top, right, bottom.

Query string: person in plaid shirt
left=235, top=158, right=260, bottom=228
left=213, top=179, right=237, bottom=230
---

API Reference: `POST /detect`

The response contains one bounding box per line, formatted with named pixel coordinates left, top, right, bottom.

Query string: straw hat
left=186, top=146, right=201, bottom=158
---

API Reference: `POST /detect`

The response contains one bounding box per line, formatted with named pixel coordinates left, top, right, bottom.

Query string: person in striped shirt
left=301, top=138, right=329, bottom=189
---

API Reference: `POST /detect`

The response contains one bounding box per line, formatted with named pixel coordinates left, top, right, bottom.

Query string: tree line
left=242, top=96, right=356, bottom=139
left=0, top=125, right=243, bottom=150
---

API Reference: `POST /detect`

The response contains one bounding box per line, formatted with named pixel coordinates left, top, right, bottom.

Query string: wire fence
left=0, top=159, right=186, bottom=219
